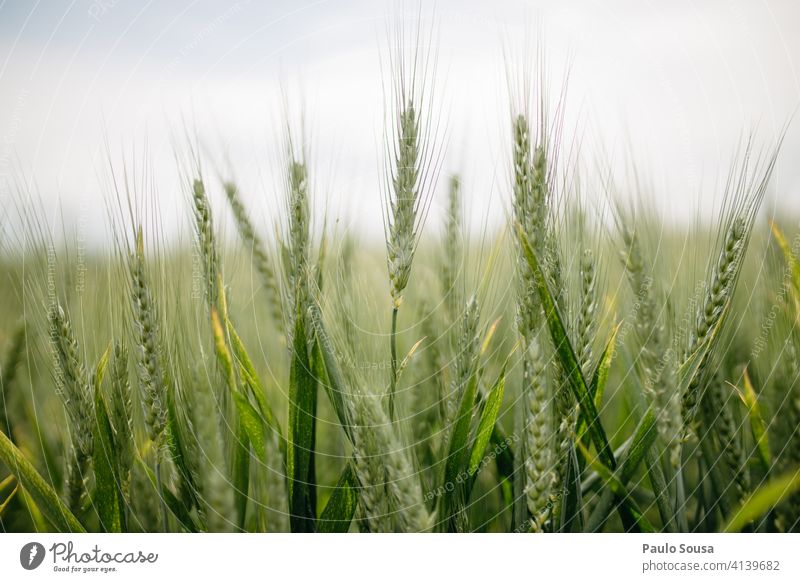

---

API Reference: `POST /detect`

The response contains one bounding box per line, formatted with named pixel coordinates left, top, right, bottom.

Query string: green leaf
left=0, top=481, right=18, bottom=515
left=582, top=409, right=658, bottom=532
left=136, top=457, right=199, bottom=532
left=741, top=369, right=771, bottom=473
left=309, top=303, right=354, bottom=444
left=619, top=408, right=658, bottom=483
left=770, top=220, right=800, bottom=309
left=233, top=391, right=266, bottom=459
left=722, top=467, right=800, bottom=532
left=231, top=417, right=251, bottom=531
left=676, top=304, right=728, bottom=423
left=210, top=307, right=251, bottom=530
left=287, top=305, right=317, bottom=532
left=317, top=462, right=359, bottom=533
left=165, top=380, right=199, bottom=516
left=558, top=443, right=583, bottom=532
left=163, top=361, right=198, bottom=510
left=579, top=439, right=654, bottom=533
left=517, top=226, right=616, bottom=470
left=442, top=367, right=480, bottom=530
left=211, top=308, right=236, bottom=393
left=490, top=427, right=514, bottom=481
left=227, top=322, right=286, bottom=459
left=645, top=448, right=675, bottom=532
left=577, top=322, right=621, bottom=441
left=469, top=365, right=506, bottom=476
left=92, top=385, right=125, bottom=532
left=0, top=429, right=85, bottom=532
left=591, top=322, right=621, bottom=403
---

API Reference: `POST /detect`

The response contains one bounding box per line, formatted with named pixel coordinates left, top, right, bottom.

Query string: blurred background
left=0, top=0, right=798, bottom=245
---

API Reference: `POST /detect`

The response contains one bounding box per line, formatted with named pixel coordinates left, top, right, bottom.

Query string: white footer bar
left=1, top=533, right=798, bottom=581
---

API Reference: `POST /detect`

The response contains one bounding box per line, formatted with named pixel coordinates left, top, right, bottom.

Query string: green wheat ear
left=109, top=340, right=133, bottom=495
left=386, top=102, right=421, bottom=307
left=192, top=178, right=220, bottom=311
left=286, top=158, right=310, bottom=319
left=48, top=301, right=94, bottom=512
left=49, top=303, right=93, bottom=460
left=441, top=174, right=463, bottom=323
left=511, top=111, right=557, bottom=532
left=682, top=217, right=749, bottom=427
left=382, top=31, right=441, bottom=420
left=129, top=227, right=167, bottom=449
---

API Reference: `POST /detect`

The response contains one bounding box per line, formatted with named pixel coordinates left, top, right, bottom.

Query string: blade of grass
left=0, top=429, right=85, bottom=532
left=165, top=379, right=199, bottom=517
left=645, top=448, right=675, bottom=532
left=0, top=482, right=17, bottom=515
left=479, top=426, right=516, bottom=513
left=309, top=303, right=354, bottom=444
left=317, top=462, right=359, bottom=533
left=93, top=389, right=125, bottom=532
left=770, top=220, right=800, bottom=309
left=136, top=456, right=199, bottom=532
left=579, top=444, right=655, bottom=533
left=697, top=426, right=730, bottom=521
left=582, top=409, right=658, bottom=532
left=722, top=467, right=800, bottom=532
left=210, top=307, right=250, bottom=530
left=0, top=474, right=14, bottom=494
left=442, top=369, right=479, bottom=531
left=577, top=322, right=621, bottom=441
left=232, top=391, right=267, bottom=459
left=91, top=346, right=125, bottom=532
left=740, top=369, right=771, bottom=474
left=287, top=303, right=317, bottom=532
left=227, top=321, right=286, bottom=458
left=468, top=364, right=506, bottom=476
left=559, top=443, right=583, bottom=532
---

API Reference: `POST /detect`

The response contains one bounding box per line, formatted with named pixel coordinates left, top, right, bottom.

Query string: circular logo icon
left=20, top=542, right=46, bottom=570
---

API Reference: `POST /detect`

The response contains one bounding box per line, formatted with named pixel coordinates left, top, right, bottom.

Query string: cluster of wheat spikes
left=1, top=37, right=799, bottom=534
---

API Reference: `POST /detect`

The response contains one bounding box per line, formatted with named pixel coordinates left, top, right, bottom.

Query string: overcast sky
left=1, top=0, right=798, bottom=246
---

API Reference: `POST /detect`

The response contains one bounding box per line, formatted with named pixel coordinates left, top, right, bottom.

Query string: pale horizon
left=1, top=0, right=799, bottom=248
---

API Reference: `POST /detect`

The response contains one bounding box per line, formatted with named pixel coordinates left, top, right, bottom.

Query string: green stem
left=646, top=448, right=675, bottom=532
left=155, top=456, right=169, bottom=532
left=389, top=305, right=399, bottom=420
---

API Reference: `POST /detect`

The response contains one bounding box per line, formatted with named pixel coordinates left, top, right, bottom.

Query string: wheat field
left=1, top=34, right=799, bottom=534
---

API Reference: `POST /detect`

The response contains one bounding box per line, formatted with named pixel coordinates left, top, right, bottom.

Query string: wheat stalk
left=109, top=340, right=133, bottom=497
left=445, top=295, right=480, bottom=426
left=223, top=181, right=284, bottom=336
left=48, top=303, right=94, bottom=512
left=619, top=221, right=681, bottom=467
left=353, top=388, right=434, bottom=532
left=128, top=228, right=170, bottom=528
left=192, top=178, right=220, bottom=311
left=352, top=431, right=393, bottom=532
left=287, top=159, right=310, bottom=300
left=49, top=304, right=93, bottom=460
left=681, top=217, right=747, bottom=426
left=441, top=174, right=463, bottom=323
left=576, top=249, right=597, bottom=374
left=382, top=28, right=440, bottom=420
left=129, top=230, right=167, bottom=449
left=511, top=113, right=556, bottom=531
